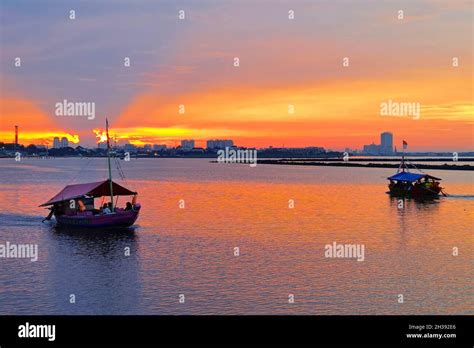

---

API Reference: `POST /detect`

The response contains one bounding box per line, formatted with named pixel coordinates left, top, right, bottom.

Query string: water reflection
left=388, top=195, right=441, bottom=251
left=1, top=159, right=472, bottom=315
left=388, top=195, right=441, bottom=208
left=47, top=226, right=142, bottom=314
left=52, top=225, right=137, bottom=241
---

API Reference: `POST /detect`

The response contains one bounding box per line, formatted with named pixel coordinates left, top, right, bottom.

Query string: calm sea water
left=0, top=158, right=472, bottom=315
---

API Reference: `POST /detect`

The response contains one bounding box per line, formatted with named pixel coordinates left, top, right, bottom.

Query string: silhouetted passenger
left=102, top=203, right=111, bottom=214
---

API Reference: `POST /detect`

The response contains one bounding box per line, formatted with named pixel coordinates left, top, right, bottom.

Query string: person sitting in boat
left=423, top=177, right=435, bottom=189
left=102, top=203, right=112, bottom=214
left=78, top=200, right=86, bottom=212
left=125, top=202, right=133, bottom=211
left=413, top=179, right=422, bottom=190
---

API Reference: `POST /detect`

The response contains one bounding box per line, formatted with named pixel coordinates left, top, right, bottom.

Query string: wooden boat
left=40, top=180, right=140, bottom=227
left=387, top=153, right=444, bottom=198
left=40, top=119, right=141, bottom=228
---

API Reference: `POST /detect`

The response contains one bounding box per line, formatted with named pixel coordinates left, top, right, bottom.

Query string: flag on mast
left=402, top=140, right=408, bottom=150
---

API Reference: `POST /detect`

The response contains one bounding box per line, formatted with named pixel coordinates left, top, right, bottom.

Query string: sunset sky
left=0, top=0, right=472, bottom=151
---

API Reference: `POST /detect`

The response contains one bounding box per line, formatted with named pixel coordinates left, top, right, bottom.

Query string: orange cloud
left=0, top=97, right=80, bottom=145
left=113, top=71, right=473, bottom=150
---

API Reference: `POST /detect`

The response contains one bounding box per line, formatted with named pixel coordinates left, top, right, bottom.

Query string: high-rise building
left=206, top=139, right=234, bottom=150
left=363, top=143, right=381, bottom=155
left=153, top=144, right=167, bottom=151
left=60, top=137, right=68, bottom=148
left=181, top=140, right=195, bottom=150
left=53, top=137, right=60, bottom=149
left=380, top=132, right=393, bottom=155
left=124, top=143, right=137, bottom=152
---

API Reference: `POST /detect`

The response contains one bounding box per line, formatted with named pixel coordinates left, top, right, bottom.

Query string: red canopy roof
left=39, top=180, right=137, bottom=206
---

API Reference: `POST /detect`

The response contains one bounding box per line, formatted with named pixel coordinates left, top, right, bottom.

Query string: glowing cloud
left=93, top=129, right=108, bottom=143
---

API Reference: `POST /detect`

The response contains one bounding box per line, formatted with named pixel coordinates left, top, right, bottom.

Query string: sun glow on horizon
left=0, top=1, right=472, bottom=151
left=0, top=131, right=80, bottom=146
left=93, top=129, right=108, bottom=143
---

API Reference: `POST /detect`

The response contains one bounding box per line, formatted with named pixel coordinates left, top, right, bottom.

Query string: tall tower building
left=181, top=139, right=195, bottom=150
left=380, top=132, right=393, bottom=155
left=53, top=137, right=60, bottom=149
left=206, top=139, right=234, bottom=150
left=60, top=137, right=68, bottom=148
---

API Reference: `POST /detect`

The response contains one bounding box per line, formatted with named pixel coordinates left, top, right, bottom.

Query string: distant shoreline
left=255, top=159, right=474, bottom=171
left=1, top=155, right=473, bottom=161
left=258, top=157, right=474, bottom=162
left=1, top=156, right=473, bottom=171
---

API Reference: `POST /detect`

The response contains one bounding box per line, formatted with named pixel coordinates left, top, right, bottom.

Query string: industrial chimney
left=14, top=125, right=18, bottom=150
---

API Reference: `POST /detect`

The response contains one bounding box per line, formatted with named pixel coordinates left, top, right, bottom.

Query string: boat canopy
left=387, top=172, right=441, bottom=182
left=39, top=180, right=137, bottom=207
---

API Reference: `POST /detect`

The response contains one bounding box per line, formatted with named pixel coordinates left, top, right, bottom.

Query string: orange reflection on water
left=0, top=159, right=472, bottom=314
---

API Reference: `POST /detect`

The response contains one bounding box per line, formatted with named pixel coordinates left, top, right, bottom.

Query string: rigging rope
left=114, top=157, right=126, bottom=181
left=405, top=159, right=427, bottom=174
left=113, top=156, right=137, bottom=194
left=66, top=157, right=93, bottom=186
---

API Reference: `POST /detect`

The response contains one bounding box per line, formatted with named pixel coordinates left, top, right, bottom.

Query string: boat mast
left=397, top=151, right=404, bottom=173
left=401, top=152, right=405, bottom=172
left=397, top=141, right=407, bottom=173
left=106, top=118, right=114, bottom=210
